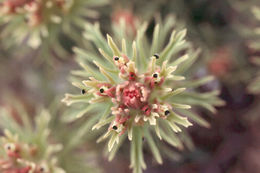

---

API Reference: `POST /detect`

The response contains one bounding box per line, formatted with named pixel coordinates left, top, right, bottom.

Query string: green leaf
left=98, top=48, right=115, bottom=65
left=160, top=128, right=183, bottom=149
left=66, top=115, right=100, bottom=150
left=171, top=103, right=191, bottom=109
left=150, top=24, right=160, bottom=55
left=108, top=132, right=119, bottom=151
left=107, top=34, right=121, bottom=56
left=169, top=112, right=192, bottom=128
left=62, top=104, right=97, bottom=123
left=130, top=127, right=146, bottom=173
left=170, top=54, right=189, bottom=67
left=179, top=109, right=210, bottom=128
left=122, top=38, right=127, bottom=55
left=144, top=129, right=163, bottom=164
left=162, top=88, right=186, bottom=100
left=92, top=116, right=114, bottom=130
left=108, top=134, right=126, bottom=161
left=62, top=94, right=92, bottom=106
left=183, top=76, right=214, bottom=88
left=136, top=22, right=148, bottom=69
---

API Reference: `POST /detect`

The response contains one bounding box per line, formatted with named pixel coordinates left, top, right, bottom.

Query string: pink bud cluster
left=0, top=142, right=48, bottom=173
left=87, top=54, right=172, bottom=135
left=1, top=0, right=65, bottom=26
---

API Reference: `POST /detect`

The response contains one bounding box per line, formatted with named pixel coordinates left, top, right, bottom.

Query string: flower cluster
left=111, top=9, right=139, bottom=39
left=0, top=130, right=63, bottom=173
left=1, top=0, right=66, bottom=27
left=63, top=17, right=224, bottom=173
left=84, top=53, right=190, bottom=138
left=0, top=104, right=64, bottom=173
left=0, top=0, right=107, bottom=60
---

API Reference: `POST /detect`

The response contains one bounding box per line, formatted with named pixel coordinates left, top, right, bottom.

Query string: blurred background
left=0, top=0, right=260, bottom=173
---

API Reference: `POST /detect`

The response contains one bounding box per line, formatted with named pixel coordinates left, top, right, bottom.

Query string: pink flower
left=80, top=54, right=179, bottom=136
left=116, top=81, right=150, bottom=109
left=2, top=0, right=29, bottom=13
left=4, top=143, right=21, bottom=159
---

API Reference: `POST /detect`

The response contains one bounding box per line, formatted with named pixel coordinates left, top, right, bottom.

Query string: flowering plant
left=62, top=17, right=224, bottom=173
left=0, top=101, right=64, bottom=173
left=0, top=0, right=107, bottom=62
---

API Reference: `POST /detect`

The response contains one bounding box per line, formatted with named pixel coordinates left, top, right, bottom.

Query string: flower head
left=111, top=9, right=139, bottom=38
left=63, top=16, right=224, bottom=173
left=0, top=0, right=107, bottom=61
left=0, top=104, right=65, bottom=173
left=81, top=52, right=186, bottom=135
left=208, top=46, right=233, bottom=77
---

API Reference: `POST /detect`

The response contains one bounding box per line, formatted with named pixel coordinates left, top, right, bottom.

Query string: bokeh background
left=0, top=0, right=260, bottom=173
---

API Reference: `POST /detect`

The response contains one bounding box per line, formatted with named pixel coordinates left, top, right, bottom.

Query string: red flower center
left=123, top=88, right=141, bottom=99
left=116, top=81, right=150, bottom=110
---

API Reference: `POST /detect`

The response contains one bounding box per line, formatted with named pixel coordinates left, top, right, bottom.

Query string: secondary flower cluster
left=0, top=0, right=107, bottom=60
left=111, top=9, right=139, bottom=39
left=0, top=130, right=62, bottom=173
left=1, top=0, right=66, bottom=27
left=0, top=105, right=64, bottom=173
left=0, top=0, right=69, bottom=48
